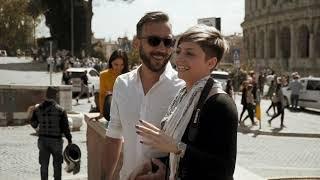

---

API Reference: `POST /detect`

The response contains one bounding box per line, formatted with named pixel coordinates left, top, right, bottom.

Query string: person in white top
left=104, top=11, right=184, bottom=180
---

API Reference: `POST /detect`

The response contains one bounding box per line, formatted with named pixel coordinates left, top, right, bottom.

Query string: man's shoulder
left=116, top=70, right=137, bottom=84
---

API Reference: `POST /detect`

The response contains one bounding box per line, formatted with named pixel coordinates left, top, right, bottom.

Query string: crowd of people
left=239, top=70, right=303, bottom=128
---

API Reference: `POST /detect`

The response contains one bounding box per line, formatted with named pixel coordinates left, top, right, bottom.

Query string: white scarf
left=161, top=75, right=223, bottom=180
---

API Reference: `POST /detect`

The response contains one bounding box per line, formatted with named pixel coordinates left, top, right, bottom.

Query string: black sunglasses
left=140, top=36, right=175, bottom=48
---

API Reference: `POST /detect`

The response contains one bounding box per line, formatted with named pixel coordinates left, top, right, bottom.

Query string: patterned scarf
left=161, top=75, right=223, bottom=179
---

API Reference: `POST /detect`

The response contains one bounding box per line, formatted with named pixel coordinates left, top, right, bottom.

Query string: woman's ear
left=207, top=57, right=218, bottom=70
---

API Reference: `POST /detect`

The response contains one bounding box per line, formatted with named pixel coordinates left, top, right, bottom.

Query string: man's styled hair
left=136, top=11, right=170, bottom=38
left=177, top=24, right=229, bottom=63
left=46, top=86, right=58, bottom=100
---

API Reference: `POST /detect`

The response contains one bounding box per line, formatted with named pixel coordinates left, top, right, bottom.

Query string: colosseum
left=241, top=0, right=320, bottom=76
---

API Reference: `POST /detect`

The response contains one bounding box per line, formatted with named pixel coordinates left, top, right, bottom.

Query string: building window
left=269, top=30, right=276, bottom=58
left=315, top=26, right=320, bottom=58
left=258, top=30, right=264, bottom=58
left=251, top=32, right=256, bottom=58
left=298, top=25, right=310, bottom=58
left=280, top=27, right=291, bottom=58
left=272, top=0, right=278, bottom=5
left=262, top=0, right=266, bottom=8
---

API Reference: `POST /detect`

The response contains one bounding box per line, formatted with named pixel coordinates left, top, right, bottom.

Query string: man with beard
left=103, top=11, right=184, bottom=180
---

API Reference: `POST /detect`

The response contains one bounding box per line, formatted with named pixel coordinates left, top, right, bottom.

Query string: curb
left=234, top=166, right=265, bottom=180
left=238, top=126, right=320, bottom=138
left=63, top=174, right=87, bottom=180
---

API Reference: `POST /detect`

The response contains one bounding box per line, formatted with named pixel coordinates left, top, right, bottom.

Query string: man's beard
left=139, top=47, right=171, bottom=73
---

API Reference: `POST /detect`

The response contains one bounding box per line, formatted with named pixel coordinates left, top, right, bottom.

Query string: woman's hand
left=89, top=113, right=103, bottom=121
left=128, top=158, right=166, bottom=180
left=135, top=120, right=179, bottom=154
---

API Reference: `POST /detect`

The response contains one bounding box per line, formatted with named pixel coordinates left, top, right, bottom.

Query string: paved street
left=0, top=58, right=320, bottom=179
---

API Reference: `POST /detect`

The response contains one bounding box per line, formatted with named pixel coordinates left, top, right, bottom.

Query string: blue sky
left=37, top=0, right=244, bottom=40
left=92, top=0, right=244, bottom=40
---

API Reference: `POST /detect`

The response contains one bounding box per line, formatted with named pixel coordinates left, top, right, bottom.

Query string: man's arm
left=30, top=107, right=38, bottom=129
left=61, top=110, right=72, bottom=144
left=103, top=137, right=122, bottom=180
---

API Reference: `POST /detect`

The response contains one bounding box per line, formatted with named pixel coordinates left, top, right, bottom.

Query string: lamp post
left=71, top=0, right=74, bottom=57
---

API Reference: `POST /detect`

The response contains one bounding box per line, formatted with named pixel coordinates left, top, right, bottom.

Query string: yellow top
left=99, top=69, right=119, bottom=114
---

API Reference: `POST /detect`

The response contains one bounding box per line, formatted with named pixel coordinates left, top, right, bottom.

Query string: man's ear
left=207, top=57, right=218, bottom=70
left=132, top=36, right=140, bottom=50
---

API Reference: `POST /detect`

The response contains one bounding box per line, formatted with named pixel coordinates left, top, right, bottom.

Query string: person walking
left=242, top=84, right=257, bottom=126
left=239, top=80, right=248, bottom=123
left=30, top=87, right=72, bottom=180
left=226, top=79, right=234, bottom=99
left=103, top=11, right=184, bottom=180
left=268, top=82, right=285, bottom=128
left=76, top=70, right=90, bottom=104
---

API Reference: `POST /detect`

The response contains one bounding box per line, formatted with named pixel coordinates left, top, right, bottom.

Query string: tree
left=0, top=0, right=34, bottom=55
left=27, top=0, right=43, bottom=47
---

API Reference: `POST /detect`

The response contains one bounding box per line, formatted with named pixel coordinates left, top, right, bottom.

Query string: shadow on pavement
left=0, top=62, right=46, bottom=71
left=287, top=107, right=320, bottom=115
left=271, top=127, right=283, bottom=133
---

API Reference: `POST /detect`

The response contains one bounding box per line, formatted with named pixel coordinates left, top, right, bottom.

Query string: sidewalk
left=234, top=95, right=320, bottom=138
left=63, top=164, right=265, bottom=180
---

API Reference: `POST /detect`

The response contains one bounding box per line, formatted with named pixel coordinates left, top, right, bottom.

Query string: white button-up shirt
left=106, top=63, right=184, bottom=179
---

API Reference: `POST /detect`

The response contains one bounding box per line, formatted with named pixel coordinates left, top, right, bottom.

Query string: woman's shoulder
left=204, top=93, right=237, bottom=114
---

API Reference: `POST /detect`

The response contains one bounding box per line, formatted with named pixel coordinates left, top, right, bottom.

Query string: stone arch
left=280, top=26, right=291, bottom=58
left=315, top=24, right=320, bottom=58
left=258, top=30, right=265, bottom=58
left=251, top=31, right=256, bottom=58
left=244, top=30, right=250, bottom=59
left=298, top=25, right=310, bottom=58
left=262, top=0, right=266, bottom=8
left=269, top=29, right=276, bottom=58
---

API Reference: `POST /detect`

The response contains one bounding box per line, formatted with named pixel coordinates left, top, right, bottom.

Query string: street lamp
left=71, top=0, right=74, bottom=57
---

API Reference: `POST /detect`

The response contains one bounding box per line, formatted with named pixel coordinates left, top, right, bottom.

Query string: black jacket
left=178, top=94, right=238, bottom=180
left=31, top=99, right=72, bottom=143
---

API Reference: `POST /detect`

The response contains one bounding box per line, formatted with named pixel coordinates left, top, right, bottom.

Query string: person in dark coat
left=30, top=87, right=72, bottom=180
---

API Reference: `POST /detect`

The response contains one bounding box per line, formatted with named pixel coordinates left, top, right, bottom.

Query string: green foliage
left=0, top=0, right=35, bottom=55
left=127, top=48, right=140, bottom=69
left=91, top=49, right=106, bottom=62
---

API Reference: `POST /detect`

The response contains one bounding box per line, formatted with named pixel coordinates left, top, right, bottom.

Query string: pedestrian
left=62, top=69, right=71, bottom=85
left=90, top=49, right=129, bottom=121
left=242, top=84, right=257, bottom=126
left=226, top=79, right=234, bottom=99
left=289, top=73, right=303, bottom=110
left=76, top=70, right=90, bottom=104
left=239, top=80, right=249, bottom=122
left=130, top=24, right=238, bottom=180
left=268, top=82, right=285, bottom=128
left=103, top=11, right=184, bottom=180
left=30, top=86, right=72, bottom=180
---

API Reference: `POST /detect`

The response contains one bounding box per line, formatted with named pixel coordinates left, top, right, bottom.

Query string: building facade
left=241, top=0, right=320, bottom=76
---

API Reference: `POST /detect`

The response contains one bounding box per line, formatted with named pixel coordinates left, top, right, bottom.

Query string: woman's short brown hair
left=177, top=24, right=229, bottom=63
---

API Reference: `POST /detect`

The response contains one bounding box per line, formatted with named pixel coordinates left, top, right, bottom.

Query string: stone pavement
left=234, top=94, right=320, bottom=138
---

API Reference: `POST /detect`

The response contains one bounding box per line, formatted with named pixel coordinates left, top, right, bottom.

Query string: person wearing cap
left=30, top=86, right=72, bottom=180
left=289, top=73, right=303, bottom=110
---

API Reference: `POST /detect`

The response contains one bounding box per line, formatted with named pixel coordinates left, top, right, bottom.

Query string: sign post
left=233, top=48, right=240, bottom=96
left=49, top=41, right=53, bottom=85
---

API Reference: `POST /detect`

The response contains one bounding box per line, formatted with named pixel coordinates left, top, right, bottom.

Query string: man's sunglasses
left=140, top=36, right=175, bottom=48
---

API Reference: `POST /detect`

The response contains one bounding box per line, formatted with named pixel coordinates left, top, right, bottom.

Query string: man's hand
left=128, top=158, right=166, bottom=180
left=89, top=113, right=103, bottom=121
